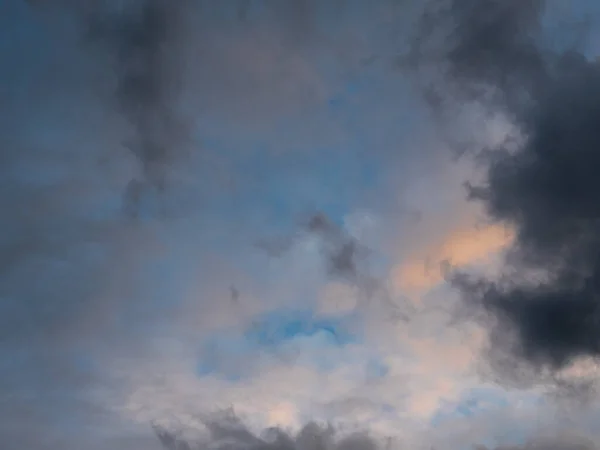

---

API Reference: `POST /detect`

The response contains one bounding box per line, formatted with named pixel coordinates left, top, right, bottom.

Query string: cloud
left=410, top=0, right=600, bottom=378
left=153, top=414, right=383, bottom=450
left=392, top=223, right=512, bottom=301
left=0, top=2, right=349, bottom=446
left=317, top=282, right=360, bottom=316
left=258, top=212, right=379, bottom=292
left=151, top=409, right=600, bottom=450
left=476, top=436, right=599, bottom=450
left=8, top=0, right=600, bottom=448
left=84, top=0, right=192, bottom=216
left=305, top=212, right=371, bottom=283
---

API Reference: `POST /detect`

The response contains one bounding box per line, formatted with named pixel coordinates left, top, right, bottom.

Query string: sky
left=4, top=0, right=600, bottom=449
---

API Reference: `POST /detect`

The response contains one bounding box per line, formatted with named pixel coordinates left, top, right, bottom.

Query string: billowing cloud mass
left=4, top=0, right=600, bottom=449
left=410, top=0, right=600, bottom=377
left=153, top=414, right=383, bottom=450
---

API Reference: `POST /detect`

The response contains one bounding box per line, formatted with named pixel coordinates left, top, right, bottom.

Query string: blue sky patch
left=196, top=308, right=359, bottom=380
left=244, top=308, right=357, bottom=348
left=430, top=387, right=511, bottom=426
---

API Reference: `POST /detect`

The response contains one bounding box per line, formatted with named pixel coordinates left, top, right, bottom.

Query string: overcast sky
left=3, top=1, right=600, bottom=449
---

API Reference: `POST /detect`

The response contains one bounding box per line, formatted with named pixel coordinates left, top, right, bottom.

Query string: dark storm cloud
left=413, top=0, right=600, bottom=374
left=153, top=414, right=380, bottom=450
left=416, top=0, right=546, bottom=102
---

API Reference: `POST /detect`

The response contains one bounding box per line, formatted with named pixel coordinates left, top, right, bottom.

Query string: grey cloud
left=409, top=0, right=546, bottom=105
left=82, top=0, right=192, bottom=217
left=256, top=212, right=368, bottom=283
left=151, top=415, right=600, bottom=450
left=410, top=0, right=600, bottom=378
left=305, top=212, right=369, bottom=283
left=0, top=1, right=205, bottom=446
left=0, top=0, right=521, bottom=448
left=0, top=0, right=336, bottom=379
left=257, top=211, right=410, bottom=322
left=0, top=2, right=392, bottom=447
left=153, top=415, right=380, bottom=450
left=475, top=436, right=598, bottom=450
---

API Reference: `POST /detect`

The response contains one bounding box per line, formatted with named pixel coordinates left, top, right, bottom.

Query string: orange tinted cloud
left=267, top=401, right=299, bottom=427
left=392, top=224, right=513, bottom=300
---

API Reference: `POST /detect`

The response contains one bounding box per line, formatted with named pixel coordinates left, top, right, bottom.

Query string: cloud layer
left=4, top=1, right=600, bottom=449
